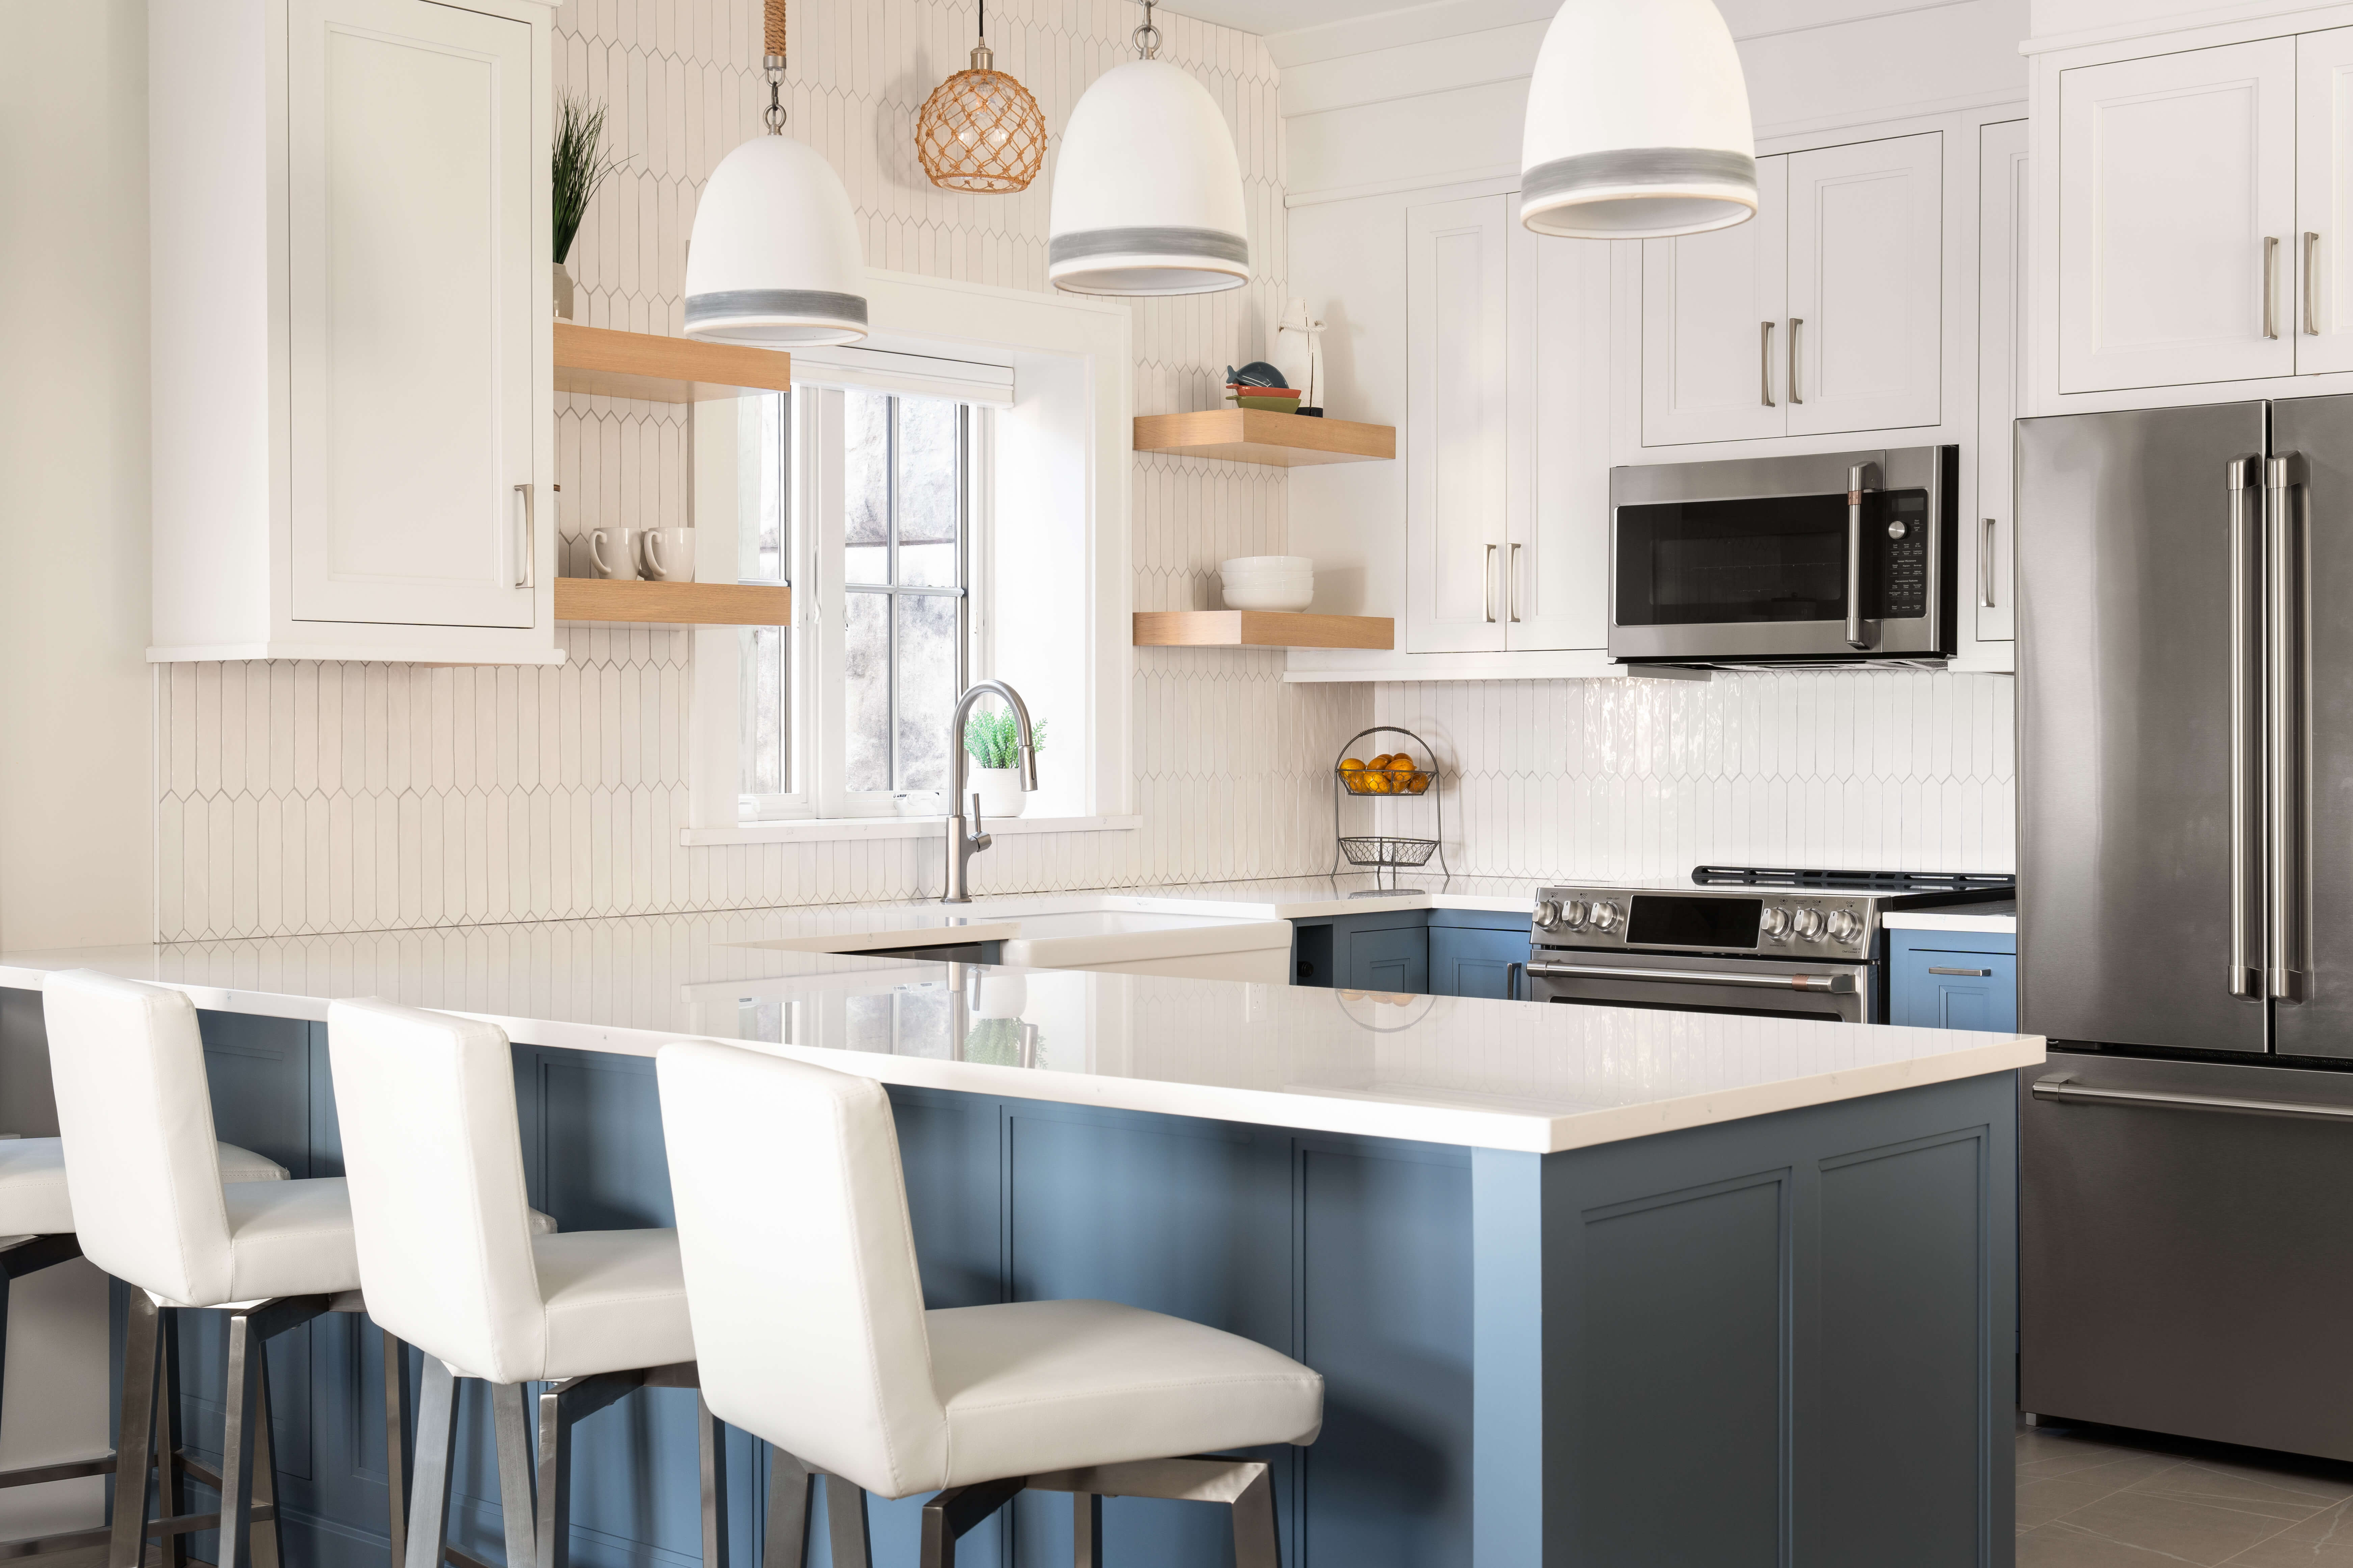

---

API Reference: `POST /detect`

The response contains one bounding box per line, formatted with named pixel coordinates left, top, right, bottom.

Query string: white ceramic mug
left=639, top=526, right=696, bottom=582
left=588, top=527, right=641, bottom=581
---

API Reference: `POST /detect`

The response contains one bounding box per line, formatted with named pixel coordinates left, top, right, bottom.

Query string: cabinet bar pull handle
left=2266, top=236, right=2282, bottom=340
left=2034, top=1072, right=2353, bottom=1123
left=1927, top=966, right=1993, bottom=977
left=1759, top=320, right=1776, bottom=406
left=2308, top=232, right=2322, bottom=336
left=1484, top=543, right=1498, bottom=624
left=1788, top=317, right=1803, bottom=405
left=513, top=483, right=533, bottom=589
left=1509, top=542, right=1523, bottom=623
left=1981, top=518, right=1998, bottom=608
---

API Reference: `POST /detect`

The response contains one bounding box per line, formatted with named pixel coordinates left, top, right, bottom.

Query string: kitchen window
left=736, top=384, right=982, bottom=821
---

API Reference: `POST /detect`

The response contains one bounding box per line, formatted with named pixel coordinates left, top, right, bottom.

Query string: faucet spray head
left=1017, top=742, right=1039, bottom=792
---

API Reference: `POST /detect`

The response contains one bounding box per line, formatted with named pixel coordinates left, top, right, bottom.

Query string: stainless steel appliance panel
left=1525, top=948, right=1873, bottom=1024
left=2020, top=1054, right=2353, bottom=1459
left=2016, top=403, right=2269, bottom=1054
left=2264, top=397, right=2353, bottom=1056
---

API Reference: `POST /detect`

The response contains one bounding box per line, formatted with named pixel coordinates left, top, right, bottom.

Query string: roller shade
left=787, top=342, right=1016, bottom=407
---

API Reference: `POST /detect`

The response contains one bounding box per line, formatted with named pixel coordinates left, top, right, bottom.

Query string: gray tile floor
left=2020, top=1417, right=2353, bottom=1565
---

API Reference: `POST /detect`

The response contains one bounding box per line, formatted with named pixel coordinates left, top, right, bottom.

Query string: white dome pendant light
left=1518, top=0, right=1757, bottom=240
left=1047, top=0, right=1249, bottom=296
left=683, top=0, right=867, bottom=345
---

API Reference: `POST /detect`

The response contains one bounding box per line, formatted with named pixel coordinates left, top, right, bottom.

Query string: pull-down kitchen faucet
left=942, top=679, right=1038, bottom=903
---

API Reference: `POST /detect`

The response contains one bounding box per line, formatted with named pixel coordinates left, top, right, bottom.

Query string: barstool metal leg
left=918, top=1477, right=1026, bottom=1568
left=762, top=1449, right=814, bottom=1568
left=404, top=1359, right=459, bottom=1568
left=246, top=1353, right=285, bottom=1568
left=1229, top=1464, right=1281, bottom=1568
left=216, top=1309, right=267, bottom=1568
left=158, top=1305, right=189, bottom=1568
left=107, top=1292, right=165, bottom=1568
left=823, top=1474, right=871, bottom=1568
left=382, top=1331, right=412, bottom=1568
left=695, top=1396, right=729, bottom=1568
left=488, top=1383, right=537, bottom=1568
left=1073, top=1493, right=1103, bottom=1568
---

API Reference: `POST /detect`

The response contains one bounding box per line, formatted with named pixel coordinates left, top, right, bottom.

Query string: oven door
left=1525, top=947, right=1876, bottom=1024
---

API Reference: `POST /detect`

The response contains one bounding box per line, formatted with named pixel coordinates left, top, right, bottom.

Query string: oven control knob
left=1561, top=900, right=1592, bottom=930
left=1534, top=899, right=1563, bottom=930
left=1826, top=909, right=1862, bottom=942
left=1760, top=907, right=1792, bottom=939
left=1590, top=901, right=1624, bottom=933
left=1791, top=908, right=1827, bottom=941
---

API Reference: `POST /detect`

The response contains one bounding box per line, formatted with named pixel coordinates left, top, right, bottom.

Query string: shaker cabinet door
left=1976, top=120, right=2028, bottom=646
left=1640, top=154, right=1788, bottom=446
left=1406, top=196, right=1511, bottom=653
left=1784, top=132, right=1942, bottom=436
left=1505, top=223, right=1610, bottom=652
left=287, top=0, right=539, bottom=628
left=2296, top=28, right=2353, bottom=374
left=2057, top=39, right=2297, bottom=393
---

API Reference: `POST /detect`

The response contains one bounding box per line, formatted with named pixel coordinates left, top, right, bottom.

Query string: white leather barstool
left=0, top=1132, right=286, bottom=1551
left=41, top=970, right=523, bottom=1568
left=655, top=1041, right=1326, bottom=1568
left=328, top=1000, right=819, bottom=1568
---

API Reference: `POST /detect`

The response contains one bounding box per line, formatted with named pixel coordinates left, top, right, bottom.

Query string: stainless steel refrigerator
left=2019, top=395, right=2353, bottom=1461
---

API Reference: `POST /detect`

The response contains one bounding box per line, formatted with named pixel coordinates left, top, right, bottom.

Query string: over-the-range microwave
left=1608, top=446, right=1959, bottom=667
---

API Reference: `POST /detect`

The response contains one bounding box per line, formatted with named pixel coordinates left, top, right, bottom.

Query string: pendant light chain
left=1132, top=0, right=1161, bottom=60
left=763, top=0, right=788, bottom=134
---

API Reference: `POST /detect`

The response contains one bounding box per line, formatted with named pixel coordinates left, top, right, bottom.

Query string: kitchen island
left=0, top=907, right=2040, bottom=1568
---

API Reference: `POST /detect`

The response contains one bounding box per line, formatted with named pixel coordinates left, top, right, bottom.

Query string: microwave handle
left=1845, top=462, right=1877, bottom=651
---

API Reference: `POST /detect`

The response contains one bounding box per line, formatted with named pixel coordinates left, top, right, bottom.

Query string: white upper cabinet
left=1641, top=156, right=1789, bottom=446
left=2056, top=39, right=2296, bottom=394
left=1977, top=120, right=2028, bottom=649
left=150, top=0, right=557, bottom=663
left=1641, top=133, right=1942, bottom=446
left=1406, top=196, right=1512, bottom=654
left=2298, top=28, right=2353, bottom=376
left=1786, top=134, right=1943, bottom=436
left=1508, top=224, right=1613, bottom=653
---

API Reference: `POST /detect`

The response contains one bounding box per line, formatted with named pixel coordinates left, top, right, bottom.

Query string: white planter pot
left=553, top=262, right=576, bottom=320
left=971, top=766, right=1028, bottom=819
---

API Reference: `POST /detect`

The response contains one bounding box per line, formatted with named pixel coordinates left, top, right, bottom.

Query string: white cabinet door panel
left=1786, top=133, right=1942, bottom=436
left=2058, top=39, right=2296, bottom=393
left=1507, top=226, right=1611, bottom=651
left=1977, top=121, right=2027, bottom=647
left=1407, top=196, right=1509, bottom=653
left=1641, top=156, right=1788, bottom=445
left=288, top=0, right=537, bottom=628
left=2298, top=28, right=2353, bottom=374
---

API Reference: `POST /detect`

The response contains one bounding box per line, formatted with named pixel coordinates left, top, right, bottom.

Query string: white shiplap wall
left=154, top=0, right=1366, bottom=942
left=1376, top=673, right=2016, bottom=882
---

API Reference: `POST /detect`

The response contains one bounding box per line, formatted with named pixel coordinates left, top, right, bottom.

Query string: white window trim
left=684, top=268, right=1135, bottom=847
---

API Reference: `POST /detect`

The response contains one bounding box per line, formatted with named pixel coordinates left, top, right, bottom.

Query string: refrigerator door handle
left=1845, top=462, right=1877, bottom=651
left=2033, top=1072, right=2353, bottom=1122
left=2229, top=453, right=2266, bottom=1001
left=2269, top=451, right=2309, bottom=1003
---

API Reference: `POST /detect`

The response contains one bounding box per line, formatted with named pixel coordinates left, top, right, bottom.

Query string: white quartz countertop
left=0, top=884, right=2042, bottom=1155
left=1882, top=902, right=2017, bottom=933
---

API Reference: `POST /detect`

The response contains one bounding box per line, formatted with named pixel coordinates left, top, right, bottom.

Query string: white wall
left=0, top=0, right=156, bottom=952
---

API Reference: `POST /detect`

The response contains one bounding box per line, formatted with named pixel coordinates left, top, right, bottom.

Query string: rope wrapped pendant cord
left=765, top=0, right=787, bottom=60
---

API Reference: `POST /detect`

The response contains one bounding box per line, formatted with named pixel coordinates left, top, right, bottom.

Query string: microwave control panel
left=1879, top=491, right=1931, bottom=618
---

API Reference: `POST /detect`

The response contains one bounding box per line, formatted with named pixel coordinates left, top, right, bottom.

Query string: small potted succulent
left=553, top=94, right=627, bottom=320
left=964, top=710, right=1046, bottom=819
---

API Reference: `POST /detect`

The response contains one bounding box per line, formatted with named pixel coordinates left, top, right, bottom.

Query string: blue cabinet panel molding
left=1890, top=929, right=2019, bottom=1034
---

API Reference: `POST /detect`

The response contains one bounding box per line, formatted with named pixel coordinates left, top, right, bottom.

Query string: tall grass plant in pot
left=964, top=711, right=1045, bottom=818
left=553, top=94, right=627, bottom=319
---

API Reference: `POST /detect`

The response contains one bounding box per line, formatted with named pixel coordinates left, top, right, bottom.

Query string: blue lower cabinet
left=1888, top=929, right=2018, bottom=1032
left=1428, top=923, right=1528, bottom=1000
left=1346, top=923, right=1428, bottom=993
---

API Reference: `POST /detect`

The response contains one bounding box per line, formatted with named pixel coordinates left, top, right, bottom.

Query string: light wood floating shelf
left=555, top=579, right=792, bottom=626
left=1133, top=410, right=1396, bottom=467
left=1134, top=611, right=1394, bottom=650
left=553, top=323, right=792, bottom=402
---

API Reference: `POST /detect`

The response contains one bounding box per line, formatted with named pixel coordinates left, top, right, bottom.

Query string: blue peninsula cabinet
left=1292, top=908, right=1528, bottom=999
left=0, top=951, right=2032, bottom=1568
left=1890, top=927, right=2019, bottom=1033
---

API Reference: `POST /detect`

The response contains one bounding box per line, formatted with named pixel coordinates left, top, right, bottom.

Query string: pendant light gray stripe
left=1523, top=147, right=1757, bottom=207
left=685, top=289, right=870, bottom=327
left=1049, top=226, right=1249, bottom=266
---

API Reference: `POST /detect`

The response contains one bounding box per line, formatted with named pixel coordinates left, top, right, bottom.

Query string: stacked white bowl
left=1219, top=555, right=1314, bottom=612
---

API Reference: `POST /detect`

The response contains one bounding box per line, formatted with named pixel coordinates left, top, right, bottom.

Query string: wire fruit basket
left=1329, top=725, right=1450, bottom=892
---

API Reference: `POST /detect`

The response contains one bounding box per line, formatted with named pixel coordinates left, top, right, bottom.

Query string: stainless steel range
left=1520, top=867, right=2015, bottom=1024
